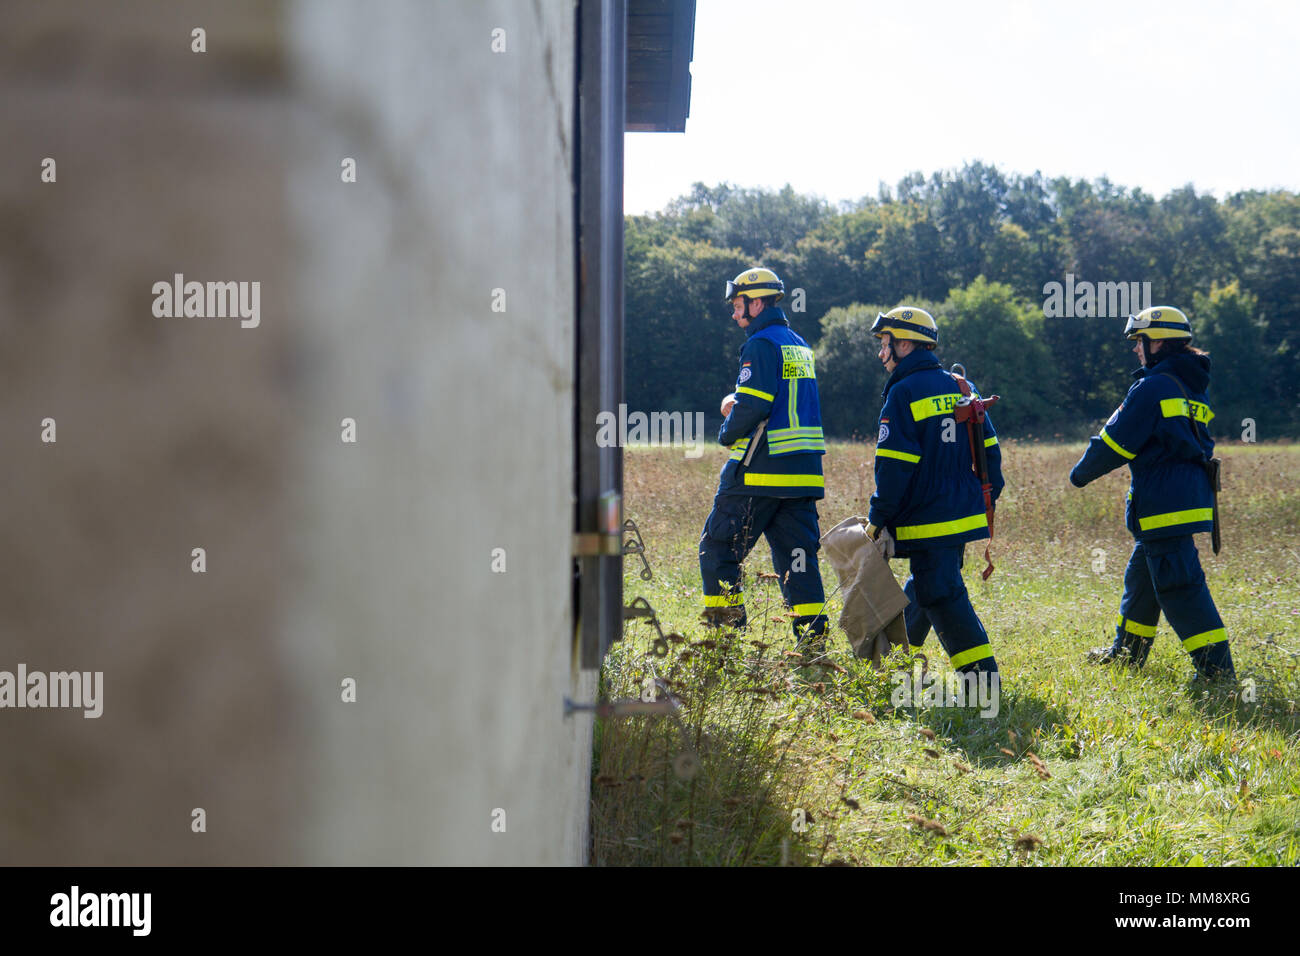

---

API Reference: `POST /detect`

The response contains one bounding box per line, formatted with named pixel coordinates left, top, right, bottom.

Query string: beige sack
left=821, top=515, right=911, bottom=668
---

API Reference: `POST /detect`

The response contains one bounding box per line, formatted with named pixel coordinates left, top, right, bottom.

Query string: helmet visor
left=724, top=279, right=783, bottom=302
left=1123, top=313, right=1149, bottom=338
left=870, top=312, right=890, bottom=337
left=1124, top=312, right=1188, bottom=338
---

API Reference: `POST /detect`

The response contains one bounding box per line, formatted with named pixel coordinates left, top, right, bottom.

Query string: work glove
left=720, top=393, right=738, bottom=417
left=864, top=523, right=895, bottom=559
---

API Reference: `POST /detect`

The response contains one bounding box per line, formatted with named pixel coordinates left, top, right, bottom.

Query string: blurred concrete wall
left=0, top=0, right=593, bottom=865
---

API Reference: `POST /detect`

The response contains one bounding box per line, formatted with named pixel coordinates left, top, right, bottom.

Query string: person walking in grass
left=699, top=267, right=828, bottom=651
left=866, top=307, right=1004, bottom=680
left=1070, top=306, right=1235, bottom=685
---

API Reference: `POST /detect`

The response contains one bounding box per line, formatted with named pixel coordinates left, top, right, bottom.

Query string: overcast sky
left=624, top=0, right=1300, bottom=214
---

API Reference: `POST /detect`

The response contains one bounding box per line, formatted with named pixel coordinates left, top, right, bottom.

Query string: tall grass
left=591, top=442, right=1300, bottom=865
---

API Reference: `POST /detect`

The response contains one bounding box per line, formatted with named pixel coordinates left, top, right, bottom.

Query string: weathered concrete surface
left=0, top=0, right=594, bottom=865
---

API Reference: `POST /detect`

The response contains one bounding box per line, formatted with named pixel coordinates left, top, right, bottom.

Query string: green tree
left=1192, top=281, right=1272, bottom=437
left=938, top=277, right=1068, bottom=436
left=814, top=302, right=891, bottom=439
left=624, top=233, right=747, bottom=417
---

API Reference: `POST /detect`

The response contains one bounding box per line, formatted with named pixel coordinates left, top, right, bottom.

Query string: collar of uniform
left=1133, top=349, right=1211, bottom=392
left=743, top=305, right=790, bottom=338
left=882, top=347, right=940, bottom=397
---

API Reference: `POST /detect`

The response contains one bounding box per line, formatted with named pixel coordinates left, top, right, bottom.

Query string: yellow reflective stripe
left=1159, top=397, right=1215, bottom=424
left=1182, top=628, right=1227, bottom=652
left=768, top=425, right=824, bottom=454
left=792, top=603, right=825, bottom=617
left=950, top=644, right=994, bottom=669
left=894, top=512, right=987, bottom=541
left=736, top=386, right=775, bottom=402
left=909, top=392, right=962, bottom=421
left=742, top=473, right=825, bottom=488
left=1117, top=615, right=1157, bottom=638
left=1138, top=508, right=1214, bottom=531
left=703, top=593, right=743, bottom=608
left=728, top=437, right=749, bottom=461
left=984, top=436, right=998, bottom=447
left=876, top=447, right=921, bottom=464
left=788, top=377, right=799, bottom=430
left=767, top=427, right=824, bottom=439
left=768, top=440, right=826, bottom=454
left=1099, top=427, right=1136, bottom=460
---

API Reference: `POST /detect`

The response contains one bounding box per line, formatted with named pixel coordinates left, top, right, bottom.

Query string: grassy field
left=590, top=441, right=1300, bottom=866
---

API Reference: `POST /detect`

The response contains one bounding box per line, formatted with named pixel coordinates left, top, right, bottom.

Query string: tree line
left=625, top=164, right=1300, bottom=440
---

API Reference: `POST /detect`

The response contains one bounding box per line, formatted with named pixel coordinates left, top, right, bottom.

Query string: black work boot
left=1087, top=632, right=1153, bottom=667
left=700, top=606, right=747, bottom=630
left=1190, top=641, right=1237, bottom=686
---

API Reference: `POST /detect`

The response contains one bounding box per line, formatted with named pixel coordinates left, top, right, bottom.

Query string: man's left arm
left=867, top=387, right=922, bottom=529
left=718, top=339, right=779, bottom=447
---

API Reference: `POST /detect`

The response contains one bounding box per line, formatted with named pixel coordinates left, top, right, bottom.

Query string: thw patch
left=780, top=345, right=815, bottom=379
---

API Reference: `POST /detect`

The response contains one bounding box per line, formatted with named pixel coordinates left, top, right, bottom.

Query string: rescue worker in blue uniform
left=1070, top=306, right=1235, bottom=682
left=699, top=268, right=828, bottom=647
left=866, top=307, right=1004, bottom=676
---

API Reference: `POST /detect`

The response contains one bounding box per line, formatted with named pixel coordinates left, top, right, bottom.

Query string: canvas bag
left=820, top=515, right=910, bottom=668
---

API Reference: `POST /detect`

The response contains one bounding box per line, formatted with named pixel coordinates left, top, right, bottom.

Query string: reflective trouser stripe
left=792, top=603, right=825, bottom=617
left=1182, top=627, right=1227, bottom=652
left=742, top=473, right=825, bottom=488
left=984, top=436, right=998, bottom=447
left=894, top=512, right=987, bottom=541
left=950, top=644, right=994, bottom=669
left=702, top=593, right=743, bottom=607
left=876, top=447, right=921, bottom=463
left=1118, top=614, right=1157, bottom=637
left=1138, top=508, right=1214, bottom=531
left=1100, top=427, right=1136, bottom=459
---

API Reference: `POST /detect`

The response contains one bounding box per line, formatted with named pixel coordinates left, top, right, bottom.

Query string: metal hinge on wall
left=573, top=491, right=623, bottom=556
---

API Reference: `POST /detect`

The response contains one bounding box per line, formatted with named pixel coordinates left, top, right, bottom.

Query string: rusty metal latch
left=572, top=533, right=622, bottom=556
left=622, top=596, right=684, bottom=658
left=622, top=518, right=652, bottom=580
left=573, top=490, right=624, bottom=557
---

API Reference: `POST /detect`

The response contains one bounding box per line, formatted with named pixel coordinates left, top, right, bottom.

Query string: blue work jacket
left=716, top=307, right=826, bottom=499
left=867, top=349, right=1004, bottom=553
left=1070, top=350, right=1216, bottom=540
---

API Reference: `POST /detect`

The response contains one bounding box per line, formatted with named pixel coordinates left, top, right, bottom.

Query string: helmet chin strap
left=1138, top=335, right=1152, bottom=368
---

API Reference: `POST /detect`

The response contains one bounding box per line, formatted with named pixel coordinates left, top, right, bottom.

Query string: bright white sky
left=624, top=0, right=1300, bottom=213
